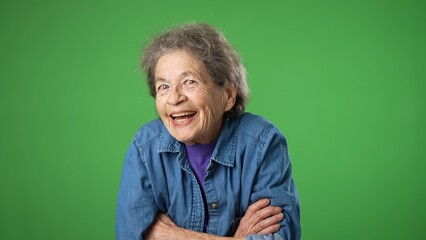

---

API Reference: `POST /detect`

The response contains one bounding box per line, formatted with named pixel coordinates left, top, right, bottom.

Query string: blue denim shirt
left=116, top=113, right=301, bottom=240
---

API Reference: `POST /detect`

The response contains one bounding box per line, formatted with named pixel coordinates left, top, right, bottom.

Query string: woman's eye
left=157, top=84, right=169, bottom=91
left=185, top=79, right=196, bottom=85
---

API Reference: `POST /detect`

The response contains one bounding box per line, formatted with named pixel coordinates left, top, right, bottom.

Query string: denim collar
left=158, top=116, right=240, bottom=167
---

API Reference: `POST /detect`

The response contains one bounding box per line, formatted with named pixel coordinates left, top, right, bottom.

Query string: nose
left=166, top=85, right=187, bottom=105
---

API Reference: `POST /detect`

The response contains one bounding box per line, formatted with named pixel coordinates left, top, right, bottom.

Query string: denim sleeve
left=249, top=128, right=301, bottom=240
left=116, top=140, right=158, bottom=240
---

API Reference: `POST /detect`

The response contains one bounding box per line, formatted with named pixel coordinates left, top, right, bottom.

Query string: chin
left=177, top=138, right=195, bottom=145
left=171, top=132, right=194, bottom=144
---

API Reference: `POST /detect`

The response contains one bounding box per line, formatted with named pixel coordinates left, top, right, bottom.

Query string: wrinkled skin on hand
left=145, top=198, right=283, bottom=240
left=144, top=214, right=187, bottom=240
left=233, top=199, right=284, bottom=237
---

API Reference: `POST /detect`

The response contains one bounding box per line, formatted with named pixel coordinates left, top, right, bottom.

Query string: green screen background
left=1, top=0, right=425, bottom=239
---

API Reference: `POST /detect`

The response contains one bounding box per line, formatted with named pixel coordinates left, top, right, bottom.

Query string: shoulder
left=236, top=112, right=286, bottom=144
left=132, top=118, right=164, bottom=147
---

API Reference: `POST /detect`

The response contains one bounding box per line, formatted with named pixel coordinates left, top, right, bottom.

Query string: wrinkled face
left=154, top=49, right=236, bottom=145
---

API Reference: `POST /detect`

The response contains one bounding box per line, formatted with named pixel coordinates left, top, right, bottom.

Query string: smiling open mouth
left=170, top=111, right=197, bottom=124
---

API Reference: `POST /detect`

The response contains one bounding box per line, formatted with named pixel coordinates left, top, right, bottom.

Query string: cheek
left=200, top=94, right=225, bottom=122
left=197, top=88, right=217, bottom=113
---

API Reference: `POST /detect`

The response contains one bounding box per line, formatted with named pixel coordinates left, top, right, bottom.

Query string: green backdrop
left=1, top=0, right=425, bottom=239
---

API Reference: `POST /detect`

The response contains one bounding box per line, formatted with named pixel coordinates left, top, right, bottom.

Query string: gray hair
left=141, top=23, right=249, bottom=118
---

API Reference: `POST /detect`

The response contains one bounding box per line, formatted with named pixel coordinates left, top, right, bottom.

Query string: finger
left=240, top=207, right=282, bottom=234
left=244, top=199, right=270, bottom=219
left=252, top=212, right=284, bottom=233
left=250, top=206, right=282, bottom=226
left=239, top=199, right=270, bottom=232
left=257, top=223, right=281, bottom=235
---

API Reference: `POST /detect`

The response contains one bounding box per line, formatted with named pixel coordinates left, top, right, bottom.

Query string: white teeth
left=171, top=111, right=196, bottom=117
left=176, top=119, right=187, bottom=124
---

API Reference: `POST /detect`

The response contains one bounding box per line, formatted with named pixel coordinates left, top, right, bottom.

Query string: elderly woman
left=116, top=23, right=301, bottom=240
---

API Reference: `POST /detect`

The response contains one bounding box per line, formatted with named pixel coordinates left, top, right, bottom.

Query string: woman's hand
left=233, top=199, right=284, bottom=237
left=144, top=213, right=186, bottom=240
left=145, top=199, right=283, bottom=239
left=145, top=214, right=234, bottom=240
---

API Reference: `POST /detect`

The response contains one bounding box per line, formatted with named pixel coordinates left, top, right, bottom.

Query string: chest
left=145, top=150, right=259, bottom=235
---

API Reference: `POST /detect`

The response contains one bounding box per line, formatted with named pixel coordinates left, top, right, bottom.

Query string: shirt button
left=210, top=203, right=218, bottom=209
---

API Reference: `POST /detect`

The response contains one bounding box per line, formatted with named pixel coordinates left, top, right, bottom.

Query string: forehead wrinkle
left=178, top=70, right=197, bottom=80
left=155, top=51, right=208, bottom=83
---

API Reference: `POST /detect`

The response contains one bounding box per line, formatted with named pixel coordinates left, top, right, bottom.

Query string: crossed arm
left=144, top=198, right=284, bottom=240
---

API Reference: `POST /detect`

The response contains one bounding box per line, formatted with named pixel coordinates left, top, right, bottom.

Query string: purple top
left=185, top=141, right=216, bottom=232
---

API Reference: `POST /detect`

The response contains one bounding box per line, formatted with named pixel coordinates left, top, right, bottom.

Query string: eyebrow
left=155, top=71, right=198, bottom=83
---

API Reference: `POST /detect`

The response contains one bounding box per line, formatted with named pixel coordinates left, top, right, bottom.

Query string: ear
left=224, top=83, right=237, bottom=112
